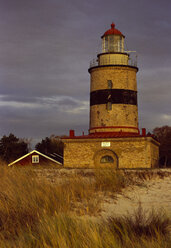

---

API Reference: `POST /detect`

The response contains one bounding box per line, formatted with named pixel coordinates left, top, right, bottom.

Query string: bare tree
left=153, top=126, right=171, bottom=167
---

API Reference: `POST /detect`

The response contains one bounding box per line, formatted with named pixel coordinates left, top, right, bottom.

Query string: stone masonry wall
left=90, top=104, right=138, bottom=130
left=89, top=66, right=138, bottom=132
left=90, top=66, right=138, bottom=92
left=63, top=137, right=159, bottom=168
left=150, top=141, right=160, bottom=168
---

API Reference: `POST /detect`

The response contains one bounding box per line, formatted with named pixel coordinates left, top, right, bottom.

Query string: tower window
left=107, top=80, right=113, bottom=89
left=107, top=102, right=112, bottom=111
left=100, top=155, right=114, bottom=163
left=32, top=155, right=39, bottom=163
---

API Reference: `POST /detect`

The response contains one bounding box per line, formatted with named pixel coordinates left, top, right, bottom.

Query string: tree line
left=0, top=134, right=64, bottom=164
left=0, top=126, right=171, bottom=167
left=153, top=125, right=171, bottom=167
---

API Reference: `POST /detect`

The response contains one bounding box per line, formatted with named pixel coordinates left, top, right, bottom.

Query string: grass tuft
left=94, top=169, right=128, bottom=192
left=107, top=202, right=171, bottom=242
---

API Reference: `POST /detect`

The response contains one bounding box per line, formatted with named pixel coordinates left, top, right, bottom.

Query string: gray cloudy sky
left=0, top=0, right=171, bottom=146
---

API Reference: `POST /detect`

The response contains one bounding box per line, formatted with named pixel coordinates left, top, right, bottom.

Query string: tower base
left=62, top=133, right=159, bottom=168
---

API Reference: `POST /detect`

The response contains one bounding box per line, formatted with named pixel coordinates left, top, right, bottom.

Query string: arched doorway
left=94, top=149, right=118, bottom=168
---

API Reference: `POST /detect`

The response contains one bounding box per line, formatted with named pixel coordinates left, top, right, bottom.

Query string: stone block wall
left=90, top=104, right=138, bottom=131
left=63, top=137, right=159, bottom=168
left=90, top=66, right=138, bottom=92
left=89, top=66, right=138, bottom=133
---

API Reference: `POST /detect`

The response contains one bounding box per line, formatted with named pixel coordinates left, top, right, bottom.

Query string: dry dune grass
left=0, top=163, right=170, bottom=247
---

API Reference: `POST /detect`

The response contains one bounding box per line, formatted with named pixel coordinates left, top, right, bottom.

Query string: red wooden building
left=8, top=150, right=62, bottom=166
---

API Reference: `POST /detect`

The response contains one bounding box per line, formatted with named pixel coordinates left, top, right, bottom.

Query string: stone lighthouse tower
left=62, top=23, right=159, bottom=169
left=89, top=23, right=139, bottom=135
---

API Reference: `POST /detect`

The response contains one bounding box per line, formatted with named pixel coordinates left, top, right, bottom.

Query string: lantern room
left=101, top=23, right=125, bottom=53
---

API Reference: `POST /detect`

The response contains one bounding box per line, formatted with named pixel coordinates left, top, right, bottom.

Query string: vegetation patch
left=0, top=164, right=170, bottom=247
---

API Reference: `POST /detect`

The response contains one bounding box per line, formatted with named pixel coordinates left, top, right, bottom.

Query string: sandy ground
left=101, top=173, right=171, bottom=219
left=34, top=167, right=171, bottom=220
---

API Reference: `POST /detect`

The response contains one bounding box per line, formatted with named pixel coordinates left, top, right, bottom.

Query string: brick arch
left=93, top=149, right=118, bottom=168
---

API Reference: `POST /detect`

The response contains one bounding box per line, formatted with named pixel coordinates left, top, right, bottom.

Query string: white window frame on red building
left=32, top=155, right=39, bottom=163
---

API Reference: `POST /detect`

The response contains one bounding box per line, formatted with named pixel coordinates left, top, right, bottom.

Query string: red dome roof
left=101, top=23, right=125, bottom=38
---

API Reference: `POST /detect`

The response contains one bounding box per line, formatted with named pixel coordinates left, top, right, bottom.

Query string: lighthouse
left=62, top=23, right=159, bottom=169
left=89, top=23, right=139, bottom=135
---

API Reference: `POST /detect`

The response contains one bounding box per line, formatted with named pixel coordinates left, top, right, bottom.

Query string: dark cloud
left=0, top=0, right=170, bottom=145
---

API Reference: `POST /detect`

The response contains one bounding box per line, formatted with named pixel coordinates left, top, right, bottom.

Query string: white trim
left=32, top=155, right=39, bottom=163
left=53, top=153, right=63, bottom=159
left=8, top=150, right=62, bottom=166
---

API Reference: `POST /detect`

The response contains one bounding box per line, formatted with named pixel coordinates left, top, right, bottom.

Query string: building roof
left=62, top=132, right=156, bottom=140
left=8, top=150, right=62, bottom=166
left=46, top=152, right=63, bottom=164
left=101, top=23, right=125, bottom=38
